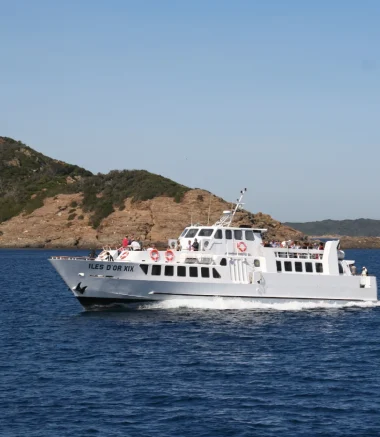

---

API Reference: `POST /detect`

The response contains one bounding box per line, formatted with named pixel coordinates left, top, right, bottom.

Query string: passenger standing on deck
left=192, top=238, right=199, bottom=251
left=147, top=243, right=156, bottom=252
left=187, top=240, right=192, bottom=251
left=131, top=240, right=141, bottom=251
left=362, top=266, right=368, bottom=276
left=122, top=236, right=128, bottom=249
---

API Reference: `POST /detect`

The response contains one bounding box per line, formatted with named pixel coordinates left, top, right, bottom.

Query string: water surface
left=1, top=249, right=380, bottom=436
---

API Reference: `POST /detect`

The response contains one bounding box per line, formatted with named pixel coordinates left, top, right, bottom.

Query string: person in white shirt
left=131, top=240, right=141, bottom=251
left=361, top=266, right=368, bottom=276
left=147, top=243, right=156, bottom=252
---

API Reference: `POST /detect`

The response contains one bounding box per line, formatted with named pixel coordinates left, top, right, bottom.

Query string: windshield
left=185, top=228, right=199, bottom=238
left=198, top=229, right=214, bottom=237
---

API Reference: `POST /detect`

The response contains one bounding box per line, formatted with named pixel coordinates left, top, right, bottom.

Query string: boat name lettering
left=88, top=263, right=134, bottom=272
left=89, top=263, right=104, bottom=270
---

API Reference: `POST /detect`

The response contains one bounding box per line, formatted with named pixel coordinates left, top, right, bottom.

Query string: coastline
left=310, top=236, right=380, bottom=250
left=2, top=236, right=380, bottom=250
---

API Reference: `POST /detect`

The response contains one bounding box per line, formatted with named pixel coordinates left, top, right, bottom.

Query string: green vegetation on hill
left=0, top=137, right=91, bottom=223
left=77, top=170, right=189, bottom=228
left=0, top=136, right=190, bottom=228
left=285, top=219, right=380, bottom=237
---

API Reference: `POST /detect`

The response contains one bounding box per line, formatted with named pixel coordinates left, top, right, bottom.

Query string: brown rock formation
left=0, top=189, right=302, bottom=248
left=337, top=236, right=380, bottom=249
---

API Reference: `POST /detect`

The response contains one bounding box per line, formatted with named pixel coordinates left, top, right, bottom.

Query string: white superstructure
left=50, top=189, right=377, bottom=308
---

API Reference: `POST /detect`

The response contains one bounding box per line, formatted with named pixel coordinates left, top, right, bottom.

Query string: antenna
left=207, top=192, right=212, bottom=225
left=214, top=188, right=247, bottom=227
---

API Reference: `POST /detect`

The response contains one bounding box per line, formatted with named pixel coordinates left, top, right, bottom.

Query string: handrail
left=273, top=249, right=324, bottom=260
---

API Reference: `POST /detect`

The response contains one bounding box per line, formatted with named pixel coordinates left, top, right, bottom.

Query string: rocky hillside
left=0, top=136, right=92, bottom=223
left=0, top=137, right=302, bottom=248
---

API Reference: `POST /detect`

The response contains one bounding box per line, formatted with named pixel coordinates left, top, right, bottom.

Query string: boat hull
left=49, top=258, right=378, bottom=309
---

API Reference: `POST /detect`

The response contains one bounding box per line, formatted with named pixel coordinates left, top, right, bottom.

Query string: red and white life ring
left=119, top=250, right=129, bottom=260
left=150, top=249, right=160, bottom=262
left=237, top=241, right=247, bottom=253
left=165, top=250, right=175, bottom=262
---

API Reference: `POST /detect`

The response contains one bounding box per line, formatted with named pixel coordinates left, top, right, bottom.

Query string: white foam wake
left=140, top=297, right=380, bottom=311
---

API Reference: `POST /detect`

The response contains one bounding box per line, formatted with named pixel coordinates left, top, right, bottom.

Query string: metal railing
left=273, top=249, right=324, bottom=260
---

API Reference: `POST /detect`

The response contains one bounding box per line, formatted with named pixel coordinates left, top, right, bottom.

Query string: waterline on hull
left=138, top=297, right=380, bottom=311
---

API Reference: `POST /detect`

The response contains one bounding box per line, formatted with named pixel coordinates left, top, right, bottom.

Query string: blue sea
left=1, top=249, right=380, bottom=437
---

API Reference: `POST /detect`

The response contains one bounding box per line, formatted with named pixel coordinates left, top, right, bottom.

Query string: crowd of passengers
left=90, top=236, right=325, bottom=261
left=120, top=236, right=200, bottom=252
left=263, top=240, right=325, bottom=250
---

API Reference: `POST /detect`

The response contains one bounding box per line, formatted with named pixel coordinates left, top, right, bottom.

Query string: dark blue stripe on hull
left=77, top=296, right=155, bottom=308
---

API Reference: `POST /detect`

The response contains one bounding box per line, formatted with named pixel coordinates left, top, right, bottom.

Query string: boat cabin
left=175, top=225, right=267, bottom=256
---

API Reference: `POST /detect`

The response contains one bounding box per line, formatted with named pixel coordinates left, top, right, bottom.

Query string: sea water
left=1, top=249, right=380, bottom=436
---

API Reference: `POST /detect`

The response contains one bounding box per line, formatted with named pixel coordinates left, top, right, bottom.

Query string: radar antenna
left=214, top=188, right=247, bottom=227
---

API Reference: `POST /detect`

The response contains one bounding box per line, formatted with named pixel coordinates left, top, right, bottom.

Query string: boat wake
left=139, top=297, right=380, bottom=311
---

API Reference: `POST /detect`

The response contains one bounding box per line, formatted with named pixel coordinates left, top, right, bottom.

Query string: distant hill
left=0, top=136, right=190, bottom=227
left=0, top=136, right=302, bottom=248
left=285, top=219, right=380, bottom=237
left=0, top=137, right=92, bottom=223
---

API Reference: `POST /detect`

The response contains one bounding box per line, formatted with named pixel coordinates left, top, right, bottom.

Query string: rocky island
left=0, top=137, right=302, bottom=249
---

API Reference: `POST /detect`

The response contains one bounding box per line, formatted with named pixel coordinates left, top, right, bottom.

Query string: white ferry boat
left=50, top=190, right=377, bottom=309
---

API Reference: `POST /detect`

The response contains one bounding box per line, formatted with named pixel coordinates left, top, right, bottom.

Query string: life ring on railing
left=165, top=250, right=175, bottom=262
left=237, top=241, right=247, bottom=253
left=150, top=249, right=160, bottom=262
left=119, top=250, right=129, bottom=260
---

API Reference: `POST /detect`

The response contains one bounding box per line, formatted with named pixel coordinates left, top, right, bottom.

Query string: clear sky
left=1, top=0, right=379, bottom=221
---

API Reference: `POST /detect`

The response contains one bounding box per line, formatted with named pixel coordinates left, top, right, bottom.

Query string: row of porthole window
left=140, top=264, right=221, bottom=278
left=276, top=260, right=323, bottom=273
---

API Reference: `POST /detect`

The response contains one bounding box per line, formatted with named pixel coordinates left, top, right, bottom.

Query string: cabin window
left=212, top=268, right=221, bottom=278
left=214, top=229, right=223, bottom=239
left=199, top=229, right=213, bottom=237
left=254, top=259, right=260, bottom=267
left=185, top=228, right=198, bottom=238
left=220, top=258, right=227, bottom=266
left=284, top=261, right=292, bottom=272
left=177, top=266, right=186, bottom=277
left=165, top=266, right=174, bottom=276
left=276, top=261, right=282, bottom=272
left=152, top=265, right=161, bottom=276
left=234, top=230, right=243, bottom=240
left=140, top=264, right=149, bottom=275
left=180, top=228, right=188, bottom=237
left=225, top=230, right=232, bottom=240
left=201, top=267, right=210, bottom=278
left=316, top=263, right=323, bottom=273
left=295, top=262, right=303, bottom=272
left=245, top=230, right=254, bottom=241
left=305, top=262, right=313, bottom=273
left=338, top=262, right=344, bottom=274
left=190, top=267, right=198, bottom=277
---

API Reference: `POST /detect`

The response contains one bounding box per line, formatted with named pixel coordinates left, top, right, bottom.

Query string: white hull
left=50, top=259, right=378, bottom=309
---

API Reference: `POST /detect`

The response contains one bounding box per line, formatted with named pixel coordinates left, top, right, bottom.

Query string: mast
left=214, top=188, right=247, bottom=227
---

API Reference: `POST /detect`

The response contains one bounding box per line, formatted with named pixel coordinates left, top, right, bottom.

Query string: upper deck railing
left=272, top=248, right=324, bottom=260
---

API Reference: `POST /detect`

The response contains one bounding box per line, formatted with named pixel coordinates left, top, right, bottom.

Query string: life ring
left=165, top=250, right=175, bottom=262
left=237, top=241, right=247, bottom=252
left=119, top=250, right=129, bottom=260
left=150, top=249, right=159, bottom=262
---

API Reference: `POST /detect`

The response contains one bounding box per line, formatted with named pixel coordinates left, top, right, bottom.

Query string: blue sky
left=1, top=0, right=379, bottom=221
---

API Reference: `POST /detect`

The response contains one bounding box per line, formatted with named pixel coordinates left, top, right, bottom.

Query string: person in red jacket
left=122, top=236, right=129, bottom=249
